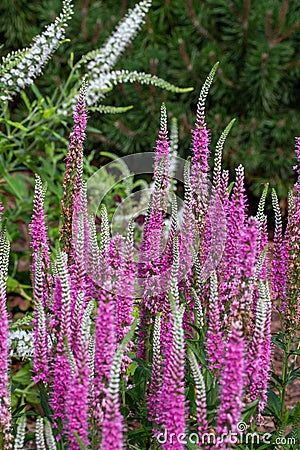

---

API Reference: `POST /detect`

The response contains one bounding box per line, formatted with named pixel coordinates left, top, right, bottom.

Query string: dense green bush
left=2, top=0, right=300, bottom=199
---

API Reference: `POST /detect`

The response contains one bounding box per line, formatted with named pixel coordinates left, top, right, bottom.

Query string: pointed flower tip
left=209, top=61, right=220, bottom=78
left=160, top=103, right=167, bottom=133
left=80, top=78, right=88, bottom=98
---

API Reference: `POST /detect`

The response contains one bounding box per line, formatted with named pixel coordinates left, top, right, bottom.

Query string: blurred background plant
left=2, top=0, right=300, bottom=210
left=1, top=0, right=300, bottom=321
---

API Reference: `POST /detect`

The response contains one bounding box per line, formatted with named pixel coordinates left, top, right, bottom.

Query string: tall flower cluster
left=67, top=340, right=90, bottom=449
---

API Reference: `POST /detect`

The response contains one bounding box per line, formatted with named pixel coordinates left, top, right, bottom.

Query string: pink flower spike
left=216, top=322, right=244, bottom=448
left=101, top=320, right=136, bottom=450
left=159, top=301, right=186, bottom=450
left=190, top=64, right=218, bottom=207
left=93, top=289, right=117, bottom=426
left=67, top=341, right=90, bottom=450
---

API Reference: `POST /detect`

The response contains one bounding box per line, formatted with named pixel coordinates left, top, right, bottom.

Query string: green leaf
left=287, top=367, right=300, bottom=385
left=7, top=276, right=32, bottom=300
left=12, top=364, right=32, bottom=385
left=37, top=381, right=53, bottom=419
left=265, top=389, right=282, bottom=420
left=31, top=84, right=42, bottom=100
left=1, top=171, right=29, bottom=200
left=241, top=399, right=259, bottom=423
left=24, top=391, right=40, bottom=405
left=227, top=181, right=235, bottom=194
left=0, top=118, right=28, bottom=131
left=271, top=335, right=285, bottom=351
left=73, top=432, right=88, bottom=449
left=20, top=92, right=32, bottom=112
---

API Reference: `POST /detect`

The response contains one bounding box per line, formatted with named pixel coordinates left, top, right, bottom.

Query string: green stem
left=280, top=340, right=290, bottom=420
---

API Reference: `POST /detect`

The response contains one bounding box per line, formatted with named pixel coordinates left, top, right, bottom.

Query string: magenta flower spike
left=219, top=165, right=250, bottom=305
left=216, top=322, right=244, bottom=448
left=114, top=223, right=135, bottom=373
left=101, top=320, right=136, bottom=450
left=61, top=83, right=88, bottom=254
left=0, top=224, right=13, bottom=449
left=226, top=165, right=247, bottom=262
left=137, top=107, right=171, bottom=357
left=67, top=341, right=90, bottom=450
left=280, top=138, right=300, bottom=332
left=108, top=233, right=135, bottom=366
left=51, top=254, right=72, bottom=431
left=159, top=300, right=186, bottom=450
left=228, top=217, right=258, bottom=323
left=52, top=344, right=71, bottom=432
left=206, top=271, right=224, bottom=372
left=139, top=105, right=169, bottom=284
left=190, top=63, right=218, bottom=214
left=139, top=103, right=170, bottom=285
left=100, top=390, right=123, bottom=450
left=271, top=189, right=288, bottom=308
left=93, top=289, right=117, bottom=425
